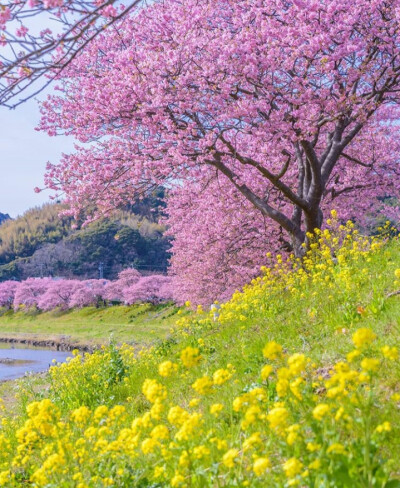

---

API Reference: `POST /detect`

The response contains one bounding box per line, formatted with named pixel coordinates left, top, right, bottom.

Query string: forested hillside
left=0, top=213, right=10, bottom=225
left=0, top=192, right=170, bottom=281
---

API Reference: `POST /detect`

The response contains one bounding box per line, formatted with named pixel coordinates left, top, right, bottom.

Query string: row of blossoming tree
left=0, top=269, right=173, bottom=311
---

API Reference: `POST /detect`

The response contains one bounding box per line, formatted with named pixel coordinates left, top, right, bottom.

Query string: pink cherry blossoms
left=37, top=0, right=400, bottom=304
left=123, top=275, right=173, bottom=305
left=103, top=268, right=141, bottom=301
left=69, top=279, right=109, bottom=308
left=0, top=281, right=18, bottom=309
left=13, top=277, right=53, bottom=310
left=0, top=269, right=172, bottom=312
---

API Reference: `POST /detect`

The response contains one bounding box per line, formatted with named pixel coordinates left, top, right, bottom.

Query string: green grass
left=0, top=303, right=181, bottom=346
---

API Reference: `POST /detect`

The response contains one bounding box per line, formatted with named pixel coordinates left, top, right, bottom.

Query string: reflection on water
left=0, top=348, right=70, bottom=381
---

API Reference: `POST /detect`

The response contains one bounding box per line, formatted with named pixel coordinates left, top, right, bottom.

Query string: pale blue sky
left=0, top=96, right=74, bottom=218
left=0, top=12, right=76, bottom=218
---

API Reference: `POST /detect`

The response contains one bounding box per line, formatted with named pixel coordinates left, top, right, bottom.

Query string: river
left=0, top=346, right=70, bottom=381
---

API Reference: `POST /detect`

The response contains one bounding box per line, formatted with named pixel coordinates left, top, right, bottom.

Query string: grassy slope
left=1, top=234, right=400, bottom=485
left=0, top=304, right=180, bottom=346
left=117, top=237, right=400, bottom=483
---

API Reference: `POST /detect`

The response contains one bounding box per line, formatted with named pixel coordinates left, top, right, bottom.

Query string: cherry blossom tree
left=37, top=278, right=80, bottom=310
left=103, top=268, right=141, bottom=302
left=69, top=279, right=108, bottom=307
left=166, top=179, right=282, bottom=305
left=13, top=277, right=52, bottom=310
left=39, top=0, right=400, bottom=302
left=123, top=275, right=173, bottom=305
left=0, top=280, right=18, bottom=309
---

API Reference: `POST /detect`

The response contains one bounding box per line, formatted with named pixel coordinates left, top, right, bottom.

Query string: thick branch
left=300, top=140, right=323, bottom=201
left=341, top=152, right=372, bottom=168
left=218, top=135, right=310, bottom=212
left=207, top=154, right=305, bottom=241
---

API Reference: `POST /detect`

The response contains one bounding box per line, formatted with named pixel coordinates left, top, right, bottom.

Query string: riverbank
left=0, top=303, right=183, bottom=409
left=0, top=303, right=181, bottom=348
left=0, top=335, right=97, bottom=352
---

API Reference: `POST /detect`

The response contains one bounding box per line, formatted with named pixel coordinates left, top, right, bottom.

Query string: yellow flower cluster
left=352, top=328, right=377, bottom=349
left=159, top=360, right=179, bottom=377
left=0, top=349, right=393, bottom=488
left=142, top=379, right=167, bottom=404
left=180, top=347, right=202, bottom=368
left=9, top=333, right=395, bottom=487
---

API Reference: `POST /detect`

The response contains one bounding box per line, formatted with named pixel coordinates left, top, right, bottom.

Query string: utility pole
left=98, top=262, right=104, bottom=279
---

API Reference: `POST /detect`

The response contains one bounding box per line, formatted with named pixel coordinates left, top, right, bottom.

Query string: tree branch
left=218, top=134, right=310, bottom=212
left=206, top=153, right=305, bottom=242
left=341, top=152, right=372, bottom=168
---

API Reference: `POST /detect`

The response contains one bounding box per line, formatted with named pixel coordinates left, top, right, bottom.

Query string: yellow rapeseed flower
left=213, top=368, right=233, bottom=385
left=150, top=425, right=169, bottom=440
left=153, top=466, right=166, bottom=478
left=171, top=473, right=185, bottom=487
left=168, top=406, right=190, bottom=426
left=267, top=406, right=289, bottom=433
left=283, top=457, right=303, bottom=478
left=352, top=328, right=376, bottom=349
left=261, top=364, right=273, bottom=381
left=286, top=424, right=300, bottom=445
left=158, top=360, right=178, bottom=377
left=327, top=443, right=346, bottom=455
left=263, top=341, right=283, bottom=360
left=210, top=437, right=228, bottom=451
left=175, top=413, right=203, bottom=441
left=287, top=353, right=308, bottom=375
left=347, top=349, right=361, bottom=362
left=210, top=403, right=224, bottom=417
left=241, top=405, right=263, bottom=430
left=375, top=421, right=391, bottom=433
left=141, top=437, right=160, bottom=454
left=253, top=457, right=270, bottom=476
left=180, top=347, right=202, bottom=368
left=361, top=358, right=380, bottom=372
left=312, top=403, right=330, bottom=421
left=243, top=432, right=263, bottom=451
left=381, top=346, right=399, bottom=361
left=309, top=459, right=321, bottom=470
left=193, top=445, right=210, bottom=459
left=192, top=376, right=213, bottom=395
left=222, top=448, right=240, bottom=468
left=71, top=406, right=91, bottom=426
left=307, top=442, right=321, bottom=452
left=142, top=379, right=167, bottom=404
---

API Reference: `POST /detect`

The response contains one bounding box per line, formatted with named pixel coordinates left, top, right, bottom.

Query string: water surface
left=0, top=347, right=70, bottom=381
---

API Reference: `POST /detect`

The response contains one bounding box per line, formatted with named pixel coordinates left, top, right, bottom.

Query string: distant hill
left=0, top=191, right=170, bottom=281
left=0, top=213, right=10, bottom=225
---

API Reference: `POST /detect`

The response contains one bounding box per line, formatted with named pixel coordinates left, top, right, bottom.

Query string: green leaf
left=385, top=481, right=400, bottom=488
left=333, top=466, right=353, bottom=486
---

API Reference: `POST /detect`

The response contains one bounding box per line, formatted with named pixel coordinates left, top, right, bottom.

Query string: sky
left=0, top=96, right=75, bottom=218
left=0, top=12, right=76, bottom=219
